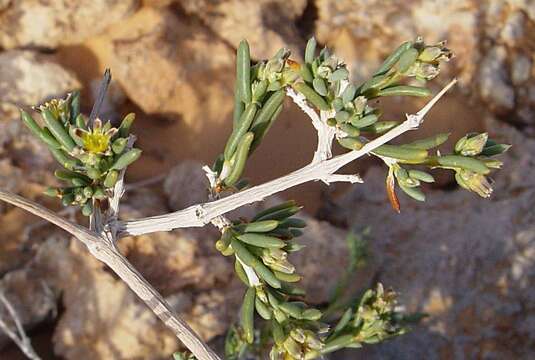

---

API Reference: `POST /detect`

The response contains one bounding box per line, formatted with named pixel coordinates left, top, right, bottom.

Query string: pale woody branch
left=119, top=79, right=457, bottom=238
left=0, top=190, right=221, bottom=360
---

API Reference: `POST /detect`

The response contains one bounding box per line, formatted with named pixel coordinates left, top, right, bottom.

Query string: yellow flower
left=77, top=119, right=117, bottom=154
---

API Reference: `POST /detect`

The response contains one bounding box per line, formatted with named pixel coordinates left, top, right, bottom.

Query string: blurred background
left=0, top=0, right=533, bottom=359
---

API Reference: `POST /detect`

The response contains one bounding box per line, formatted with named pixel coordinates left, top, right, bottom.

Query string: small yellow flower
left=77, top=119, right=117, bottom=154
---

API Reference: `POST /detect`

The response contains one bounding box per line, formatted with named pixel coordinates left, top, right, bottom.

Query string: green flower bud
left=81, top=201, right=93, bottom=216
left=83, top=186, right=94, bottom=198
left=104, top=169, right=119, bottom=188
left=455, top=133, right=488, bottom=156
left=330, top=67, right=349, bottom=81
left=301, top=308, right=322, bottom=321
left=43, top=187, right=60, bottom=197
left=414, top=62, right=440, bottom=80
left=290, top=328, right=306, bottom=343
left=92, top=187, right=106, bottom=200
left=111, top=137, right=128, bottom=155
left=312, top=78, right=328, bottom=96
left=283, top=335, right=303, bottom=358
left=483, top=159, right=503, bottom=169
left=61, top=193, right=74, bottom=206
left=353, top=96, right=367, bottom=114
left=335, top=110, right=350, bottom=123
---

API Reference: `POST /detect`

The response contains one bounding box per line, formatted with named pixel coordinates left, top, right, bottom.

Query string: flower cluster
left=20, top=92, right=141, bottom=216
left=321, top=284, right=408, bottom=355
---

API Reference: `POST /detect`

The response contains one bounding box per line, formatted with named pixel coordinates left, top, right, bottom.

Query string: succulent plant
left=21, top=91, right=141, bottom=216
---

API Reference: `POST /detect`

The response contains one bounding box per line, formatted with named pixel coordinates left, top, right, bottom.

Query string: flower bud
left=455, top=133, right=488, bottom=156
left=455, top=169, right=493, bottom=198
left=283, top=336, right=303, bottom=359
left=414, top=62, right=440, bottom=80
left=353, top=96, right=367, bottom=114
left=290, top=328, right=306, bottom=343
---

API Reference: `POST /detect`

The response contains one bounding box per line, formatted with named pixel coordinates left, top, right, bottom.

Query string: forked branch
left=0, top=77, right=455, bottom=360
left=119, top=79, right=457, bottom=237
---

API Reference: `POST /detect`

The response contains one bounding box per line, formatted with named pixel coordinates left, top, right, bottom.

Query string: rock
left=121, top=187, right=168, bottom=218
left=500, top=10, right=526, bottom=46
left=0, top=237, right=64, bottom=349
left=85, top=7, right=235, bottom=131
left=0, top=51, right=80, bottom=106
left=290, top=216, right=349, bottom=304
left=143, top=0, right=175, bottom=7
left=0, top=0, right=139, bottom=49
left=321, top=117, right=535, bottom=359
left=511, top=54, right=532, bottom=85
left=119, top=231, right=233, bottom=295
left=478, top=46, right=515, bottom=112
left=179, top=0, right=307, bottom=59
left=0, top=51, right=79, bottom=193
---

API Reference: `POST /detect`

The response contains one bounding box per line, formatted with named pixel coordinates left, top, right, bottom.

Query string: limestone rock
left=85, top=7, right=235, bottom=131
left=323, top=118, right=535, bottom=359
left=479, top=46, right=515, bottom=112
left=0, top=0, right=139, bottom=49
left=0, top=51, right=79, bottom=192
left=0, top=51, right=80, bottom=106
left=179, top=0, right=307, bottom=59
left=120, top=231, right=233, bottom=295
left=0, top=240, right=59, bottom=349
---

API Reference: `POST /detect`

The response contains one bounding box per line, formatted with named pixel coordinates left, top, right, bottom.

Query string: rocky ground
left=0, top=0, right=533, bottom=359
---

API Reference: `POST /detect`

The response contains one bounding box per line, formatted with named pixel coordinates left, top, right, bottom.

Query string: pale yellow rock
left=0, top=0, right=139, bottom=49
left=180, top=0, right=307, bottom=59
left=84, top=7, right=235, bottom=131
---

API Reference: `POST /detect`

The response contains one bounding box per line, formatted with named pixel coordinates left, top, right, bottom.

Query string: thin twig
left=119, top=79, right=457, bottom=237
left=0, top=289, right=41, bottom=360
